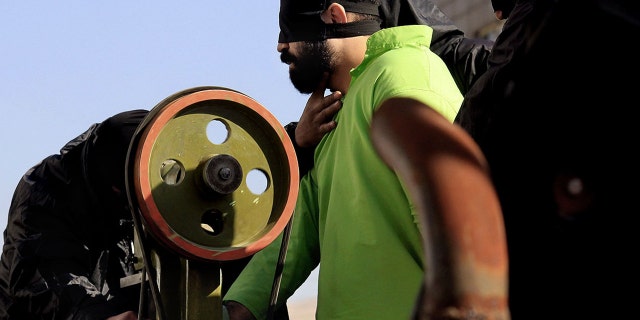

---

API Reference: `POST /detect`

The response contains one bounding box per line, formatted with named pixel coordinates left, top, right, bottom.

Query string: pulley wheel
left=128, top=86, right=299, bottom=261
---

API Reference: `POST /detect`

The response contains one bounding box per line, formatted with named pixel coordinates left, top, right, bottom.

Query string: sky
left=0, top=1, right=318, bottom=302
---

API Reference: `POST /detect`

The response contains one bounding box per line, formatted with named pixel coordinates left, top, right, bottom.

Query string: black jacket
left=456, top=0, right=640, bottom=318
left=0, top=110, right=147, bottom=319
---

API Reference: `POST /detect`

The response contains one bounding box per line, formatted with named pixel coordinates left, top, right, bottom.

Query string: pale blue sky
left=0, top=1, right=317, bottom=302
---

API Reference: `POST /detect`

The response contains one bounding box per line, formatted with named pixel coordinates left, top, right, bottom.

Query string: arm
left=224, top=175, right=321, bottom=320
left=223, top=301, right=257, bottom=320
left=370, top=98, right=510, bottom=319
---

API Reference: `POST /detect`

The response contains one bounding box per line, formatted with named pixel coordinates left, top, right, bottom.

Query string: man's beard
left=282, top=41, right=333, bottom=94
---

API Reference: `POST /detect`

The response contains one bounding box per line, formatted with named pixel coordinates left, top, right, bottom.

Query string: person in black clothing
left=0, top=110, right=148, bottom=320
left=454, top=0, right=533, bottom=150
left=454, top=0, right=640, bottom=318
left=0, top=109, right=290, bottom=320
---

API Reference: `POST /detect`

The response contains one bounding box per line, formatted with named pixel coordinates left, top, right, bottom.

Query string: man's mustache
left=280, top=51, right=296, bottom=64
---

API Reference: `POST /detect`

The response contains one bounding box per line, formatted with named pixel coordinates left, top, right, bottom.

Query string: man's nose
left=277, top=43, right=288, bottom=53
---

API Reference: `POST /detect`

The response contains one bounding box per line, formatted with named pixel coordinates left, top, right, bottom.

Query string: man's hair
left=345, top=0, right=380, bottom=4
left=344, top=0, right=381, bottom=17
left=343, top=0, right=381, bottom=6
left=347, top=0, right=383, bottom=23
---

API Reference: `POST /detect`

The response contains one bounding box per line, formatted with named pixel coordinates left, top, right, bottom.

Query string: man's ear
left=321, top=3, right=348, bottom=24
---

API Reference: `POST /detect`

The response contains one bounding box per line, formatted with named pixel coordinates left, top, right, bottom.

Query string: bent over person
left=224, top=0, right=509, bottom=319
left=0, top=109, right=291, bottom=320
left=0, top=110, right=148, bottom=320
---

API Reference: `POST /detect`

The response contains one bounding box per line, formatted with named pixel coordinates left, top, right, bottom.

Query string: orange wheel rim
left=130, top=87, right=298, bottom=261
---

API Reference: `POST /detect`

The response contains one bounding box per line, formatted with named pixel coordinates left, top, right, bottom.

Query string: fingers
left=296, top=89, right=342, bottom=148
left=321, top=91, right=342, bottom=119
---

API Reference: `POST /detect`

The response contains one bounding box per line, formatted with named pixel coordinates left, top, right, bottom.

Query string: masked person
left=453, top=0, right=640, bottom=318
left=0, top=110, right=148, bottom=320
left=0, top=109, right=290, bottom=320
left=223, top=1, right=509, bottom=319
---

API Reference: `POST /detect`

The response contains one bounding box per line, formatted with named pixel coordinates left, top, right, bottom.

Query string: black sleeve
left=284, top=122, right=315, bottom=179
left=431, top=33, right=494, bottom=95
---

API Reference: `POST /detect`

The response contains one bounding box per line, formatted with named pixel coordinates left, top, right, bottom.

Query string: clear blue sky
left=0, top=1, right=317, bottom=302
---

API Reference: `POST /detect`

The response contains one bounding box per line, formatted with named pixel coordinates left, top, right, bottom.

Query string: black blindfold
left=278, top=0, right=382, bottom=43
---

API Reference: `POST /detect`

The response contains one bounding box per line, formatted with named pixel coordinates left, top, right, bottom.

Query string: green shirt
left=224, top=25, right=463, bottom=319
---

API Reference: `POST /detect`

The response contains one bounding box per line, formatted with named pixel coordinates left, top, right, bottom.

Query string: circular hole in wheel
left=206, top=119, right=228, bottom=144
left=247, top=169, right=269, bottom=195
left=160, top=159, right=185, bottom=185
left=200, top=209, right=225, bottom=236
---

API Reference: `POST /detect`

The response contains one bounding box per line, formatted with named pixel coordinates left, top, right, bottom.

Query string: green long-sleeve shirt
left=224, top=25, right=463, bottom=319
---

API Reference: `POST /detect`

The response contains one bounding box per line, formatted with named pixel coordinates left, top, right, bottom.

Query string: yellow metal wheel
left=128, top=86, right=298, bottom=261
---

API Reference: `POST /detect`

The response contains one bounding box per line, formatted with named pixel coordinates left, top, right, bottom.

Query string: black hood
left=85, top=109, right=148, bottom=203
